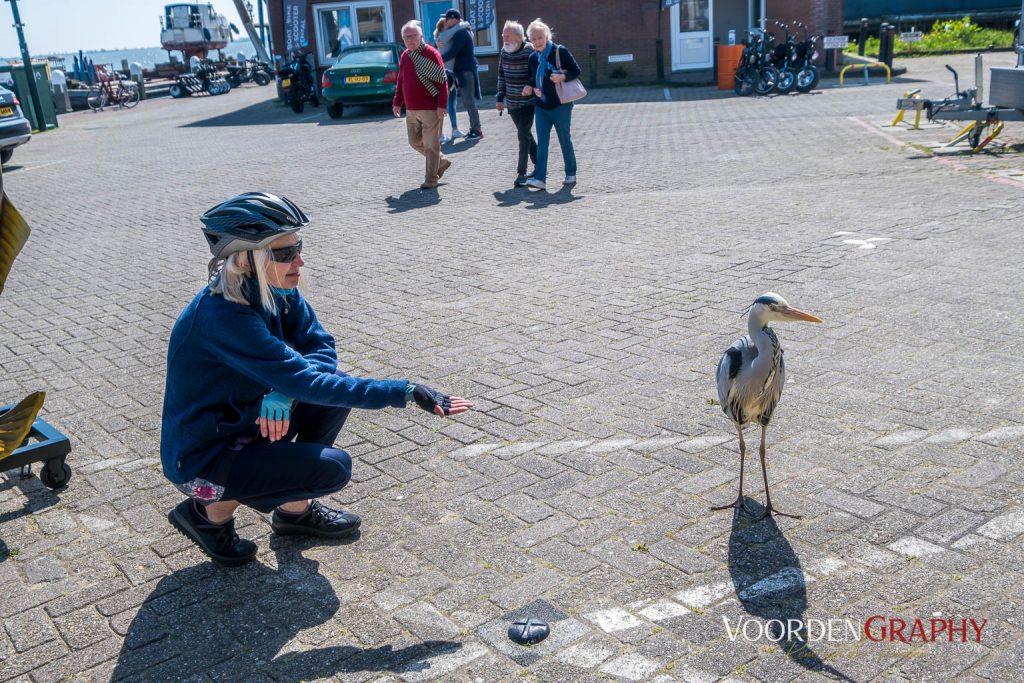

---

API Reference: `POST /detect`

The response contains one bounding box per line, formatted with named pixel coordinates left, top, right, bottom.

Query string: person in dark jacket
left=496, top=20, right=536, bottom=186
left=161, top=192, right=472, bottom=565
left=438, top=9, right=483, bottom=140
left=524, top=19, right=580, bottom=191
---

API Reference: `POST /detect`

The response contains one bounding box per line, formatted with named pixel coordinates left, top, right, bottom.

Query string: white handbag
left=553, top=45, right=587, bottom=103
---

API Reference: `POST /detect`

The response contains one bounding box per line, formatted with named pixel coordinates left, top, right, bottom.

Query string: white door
left=671, top=0, right=714, bottom=71
left=315, top=2, right=392, bottom=65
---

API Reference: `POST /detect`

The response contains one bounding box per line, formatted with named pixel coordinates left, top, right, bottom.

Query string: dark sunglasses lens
left=271, top=240, right=302, bottom=263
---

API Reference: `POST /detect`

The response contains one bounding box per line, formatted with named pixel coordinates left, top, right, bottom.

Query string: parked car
left=0, top=85, right=31, bottom=165
left=321, top=43, right=401, bottom=119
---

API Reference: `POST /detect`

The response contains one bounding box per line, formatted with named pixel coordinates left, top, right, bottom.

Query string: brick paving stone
left=3, top=52, right=1024, bottom=680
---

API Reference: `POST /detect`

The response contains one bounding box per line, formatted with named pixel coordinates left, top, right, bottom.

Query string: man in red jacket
left=393, top=20, right=452, bottom=189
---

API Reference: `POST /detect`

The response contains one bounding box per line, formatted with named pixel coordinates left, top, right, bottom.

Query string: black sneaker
left=464, top=129, right=483, bottom=140
left=168, top=500, right=257, bottom=566
left=271, top=500, right=361, bottom=538
left=514, top=174, right=528, bottom=187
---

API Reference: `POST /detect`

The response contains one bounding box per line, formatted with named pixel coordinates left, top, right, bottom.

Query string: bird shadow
left=108, top=546, right=461, bottom=682
left=492, top=184, right=581, bottom=210
left=728, top=500, right=854, bottom=682
left=384, top=187, right=443, bottom=213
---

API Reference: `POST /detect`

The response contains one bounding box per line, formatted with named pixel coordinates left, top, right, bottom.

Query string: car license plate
left=281, top=78, right=291, bottom=88
left=346, top=75, right=371, bottom=84
left=0, top=107, right=13, bottom=117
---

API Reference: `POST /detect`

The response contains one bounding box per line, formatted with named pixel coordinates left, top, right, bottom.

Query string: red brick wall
left=266, top=0, right=838, bottom=87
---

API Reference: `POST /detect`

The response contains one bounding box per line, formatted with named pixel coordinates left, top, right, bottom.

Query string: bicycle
left=87, top=71, right=140, bottom=111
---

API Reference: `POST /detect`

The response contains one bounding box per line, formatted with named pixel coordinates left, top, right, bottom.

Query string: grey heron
left=712, top=293, right=822, bottom=519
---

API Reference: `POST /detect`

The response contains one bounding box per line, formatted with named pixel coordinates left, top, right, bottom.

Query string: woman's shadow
left=728, top=500, right=853, bottom=682
left=493, top=184, right=581, bottom=210
left=110, top=543, right=460, bottom=682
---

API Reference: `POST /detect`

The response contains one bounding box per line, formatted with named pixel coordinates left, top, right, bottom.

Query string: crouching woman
left=161, top=192, right=471, bottom=565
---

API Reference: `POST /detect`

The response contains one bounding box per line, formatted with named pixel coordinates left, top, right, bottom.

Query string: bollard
left=878, top=24, right=890, bottom=66
left=883, top=24, right=897, bottom=68
left=858, top=18, right=868, bottom=56
left=825, top=31, right=835, bottom=72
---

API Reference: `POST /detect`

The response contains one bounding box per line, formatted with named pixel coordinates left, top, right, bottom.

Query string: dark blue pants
left=200, top=386, right=353, bottom=513
left=534, top=102, right=576, bottom=182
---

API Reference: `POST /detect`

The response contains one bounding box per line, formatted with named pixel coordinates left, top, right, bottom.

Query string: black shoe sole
left=270, top=519, right=361, bottom=539
left=168, top=508, right=256, bottom=566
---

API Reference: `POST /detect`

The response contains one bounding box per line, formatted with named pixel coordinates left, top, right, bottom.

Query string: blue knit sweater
left=160, top=284, right=408, bottom=485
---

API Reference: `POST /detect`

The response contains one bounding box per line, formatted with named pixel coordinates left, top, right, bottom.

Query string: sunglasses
left=269, top=239, right=303, bottom=263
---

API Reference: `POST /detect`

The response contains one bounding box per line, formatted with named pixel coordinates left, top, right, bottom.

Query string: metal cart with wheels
left=0, top=404, right=72, bottom=491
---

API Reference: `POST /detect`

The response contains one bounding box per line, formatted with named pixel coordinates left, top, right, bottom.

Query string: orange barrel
left=717, top=44, right=746, bottom=90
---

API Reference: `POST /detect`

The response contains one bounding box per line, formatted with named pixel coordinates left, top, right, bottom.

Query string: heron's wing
left=717, top=336, right=757, bottom=422
left=0, top=193, right=30, bottom=297
left=0, top=392, right=45, bottom=461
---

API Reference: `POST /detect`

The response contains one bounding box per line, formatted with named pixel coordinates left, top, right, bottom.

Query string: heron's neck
left=748, top=317, right=780, bottom=363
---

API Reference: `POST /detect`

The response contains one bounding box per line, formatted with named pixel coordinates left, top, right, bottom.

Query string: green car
left=321, top=43, right=402, bottom=119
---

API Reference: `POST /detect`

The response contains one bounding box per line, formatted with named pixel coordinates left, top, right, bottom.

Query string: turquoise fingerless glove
left=260, top=390, right=294, bottom=421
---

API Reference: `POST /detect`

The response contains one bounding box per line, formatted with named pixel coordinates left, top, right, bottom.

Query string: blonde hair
left=527, top=18, right=552, bottom=41
left=434, top=17, right=447, bottom=41
left=503, top=20, right=525, bottom=39
left=210, top=248, right=282, bottom=315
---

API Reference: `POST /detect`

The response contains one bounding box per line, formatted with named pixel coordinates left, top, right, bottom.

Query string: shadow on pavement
left=493, top=185, right=581, bottom=210
left=182, top=99, right=393, bottom=128
left=384, top=186, right=443, bottom=213
left=109, top=548, right=461, bottom=682
left=0, top=474, right=62, bottom=528
left=728, top=499, right=854, bottom=682
left=441, top=139, right=479, bottom=155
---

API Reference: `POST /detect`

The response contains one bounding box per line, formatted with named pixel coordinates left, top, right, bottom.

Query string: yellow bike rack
left=840, top=61, right=892, bottom=87
left=891, top=89, right=924, bottom=129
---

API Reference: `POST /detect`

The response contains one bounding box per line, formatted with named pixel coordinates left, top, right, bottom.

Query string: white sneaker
left=451, top=128, right=465, bottom=139
left=440, top=134, right=451, bottom=144
left=526, top=178, right=547, bottom=190
left=563, top=175, right=576, bottom=185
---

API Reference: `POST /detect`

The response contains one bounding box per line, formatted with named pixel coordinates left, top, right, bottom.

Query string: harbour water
left=4, top=40, right=267, bottom=70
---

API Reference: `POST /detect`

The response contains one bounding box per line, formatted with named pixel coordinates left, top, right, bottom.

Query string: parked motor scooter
left=226, top=58, right=272, bottom=87
left=279, top=51, right=318, bottom=113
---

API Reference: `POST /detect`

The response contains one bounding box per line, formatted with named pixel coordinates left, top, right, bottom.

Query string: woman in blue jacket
left=161, top=192, right=471, bottom=565
left=524, top=19, right=580, bottom=191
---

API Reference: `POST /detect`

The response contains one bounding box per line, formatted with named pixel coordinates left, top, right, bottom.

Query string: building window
left=314, top=2, right=392, bottom=65
left=417, top=0, right=498, bottom=56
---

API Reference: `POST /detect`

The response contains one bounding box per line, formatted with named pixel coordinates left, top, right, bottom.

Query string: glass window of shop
left=417, top=0, right=498, bottom=55
left=315, top=2, right=392, bottom=65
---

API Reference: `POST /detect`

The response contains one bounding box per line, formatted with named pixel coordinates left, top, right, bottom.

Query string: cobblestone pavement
left=1, top=52, right=1023, bottom=682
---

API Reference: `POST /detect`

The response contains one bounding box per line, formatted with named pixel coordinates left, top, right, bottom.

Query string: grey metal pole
left=6, top=0, right=46, bottom=131
left=1018, top=0, right=1024, bottom=66
left=257, top=0, right=266, bottom=50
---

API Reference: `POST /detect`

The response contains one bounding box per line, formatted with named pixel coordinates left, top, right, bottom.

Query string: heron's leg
left=711, top=424, right=751, bottom=514
left=758, top=425, right=802, bottom=520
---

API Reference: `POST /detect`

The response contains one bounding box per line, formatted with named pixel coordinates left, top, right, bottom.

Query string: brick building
left=265, top=0, right=843, bottom=89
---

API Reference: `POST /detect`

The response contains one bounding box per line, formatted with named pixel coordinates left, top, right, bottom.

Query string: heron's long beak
left=780, top=306, right=823, bottom=323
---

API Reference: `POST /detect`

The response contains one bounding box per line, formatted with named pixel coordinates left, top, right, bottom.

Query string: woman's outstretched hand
left=256, top=390, right=293, bottom=442
left=410, top=383, right=473, bottom=417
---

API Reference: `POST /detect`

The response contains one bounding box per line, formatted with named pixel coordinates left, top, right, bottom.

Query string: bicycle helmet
left=201, top=192, right=309, bottom=260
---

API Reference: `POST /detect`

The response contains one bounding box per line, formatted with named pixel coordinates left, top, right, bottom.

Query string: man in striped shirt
left=495, top=20, right=537, bottom=187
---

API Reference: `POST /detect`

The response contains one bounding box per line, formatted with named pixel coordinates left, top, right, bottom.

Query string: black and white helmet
left=200, top=192, right=309, bottom=260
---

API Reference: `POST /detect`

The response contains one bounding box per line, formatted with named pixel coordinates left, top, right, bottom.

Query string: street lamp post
left=5, top=0, right=46, bottom=131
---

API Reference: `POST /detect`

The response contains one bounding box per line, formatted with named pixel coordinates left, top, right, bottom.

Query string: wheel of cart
left=1, top=394, right=72, bottom=491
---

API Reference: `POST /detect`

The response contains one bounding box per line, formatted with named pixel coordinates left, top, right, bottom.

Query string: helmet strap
left=246, top=251, right=258, bottom=282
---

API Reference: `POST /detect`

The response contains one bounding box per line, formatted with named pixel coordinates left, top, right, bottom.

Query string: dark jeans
left=198, top=373, right=353, bottom=513
left=508, top=106, right=538, bottom=176
left=458, top=69, right=481, bottom=130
